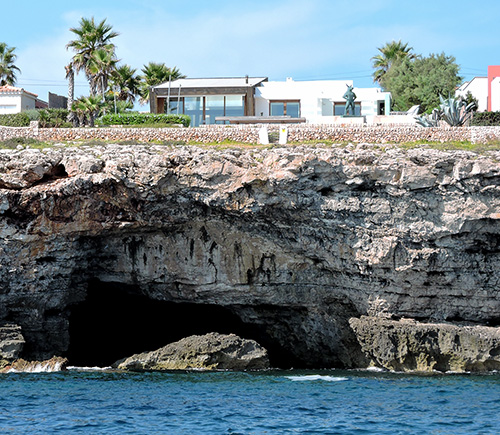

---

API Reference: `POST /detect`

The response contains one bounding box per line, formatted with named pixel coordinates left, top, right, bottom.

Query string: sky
left=2, top=0, right=499, bottom=107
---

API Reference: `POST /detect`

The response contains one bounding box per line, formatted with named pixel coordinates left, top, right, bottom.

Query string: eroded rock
left=0, top=356, right=68, bottom=373
left=349, top=316, right=500, bottom=372
left=0, top=144, right=499, bottom=368
left=114, top=333, right=270, bottom=371
left=0, top=323, right=25, bottom=360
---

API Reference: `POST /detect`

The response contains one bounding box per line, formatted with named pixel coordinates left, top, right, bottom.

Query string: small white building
left=255, top=77, right=391, bottom=124
left=455, top=77, right=488, bottom=112
left=0, top=85, right=38, bottom=114
left=455, top=66, right=500, bottom=112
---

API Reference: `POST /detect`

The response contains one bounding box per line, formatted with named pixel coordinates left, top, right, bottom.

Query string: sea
left=0, top=367, right=500, bottom=435
left=0, top=368, right=499, bottom=434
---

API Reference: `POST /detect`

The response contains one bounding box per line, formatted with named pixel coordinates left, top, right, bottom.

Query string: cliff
left=0, top=143, right=499, bottom=370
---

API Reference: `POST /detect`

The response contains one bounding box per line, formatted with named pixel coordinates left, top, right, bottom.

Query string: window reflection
left=270, top=101, right=300, bottom=117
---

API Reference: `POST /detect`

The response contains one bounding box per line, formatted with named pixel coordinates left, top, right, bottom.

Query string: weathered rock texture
left=350, top=316, right=500, bottom=372
left=114, top=333, right=270, bottom=371
left=0, top=143, right=499, bottom=369
left=0, top=323, right=25, bottom=360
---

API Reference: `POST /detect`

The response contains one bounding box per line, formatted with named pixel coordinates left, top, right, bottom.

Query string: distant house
left=150, top=76, right=391, bottom=127
left=456, top=66, right=500, bottom=112
left=0, top=86, right=38, bottom=114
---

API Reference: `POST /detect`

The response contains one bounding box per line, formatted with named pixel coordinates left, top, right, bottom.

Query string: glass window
left=185, top=97, right=203, bottom=127
left=270, top=102, right=285, bottom=116
left=167, top=99, right=184, bottom=115
left=286, top=102, right=300, bottom=118
left=321, top=99, right=333, bottom=116
left=225, top=95, right=244, bottom=117
left=270, top=101, right=300, bottom=117
left=205, top=96, right=225, bottom=125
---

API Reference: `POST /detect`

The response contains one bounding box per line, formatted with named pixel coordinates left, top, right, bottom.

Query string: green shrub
left=471, top=112, right=500, bottom=126
left=96, top=112, right=191, bottom=127
left=24, top=109, right=40, bottom=121
left=0, top=113, right=30, bottom=127
left=38, top=108, right=70, bottom=128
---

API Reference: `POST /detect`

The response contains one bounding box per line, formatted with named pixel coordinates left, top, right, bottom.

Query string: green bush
left=471, top=112, right=500, bottom=126
left=38, top=108, right=70, bottom=128
left=0, top=113, right=30, bottom=127
left=96, top=112, right=191, bottom=127
left=24, top=109, right=40, bottom=121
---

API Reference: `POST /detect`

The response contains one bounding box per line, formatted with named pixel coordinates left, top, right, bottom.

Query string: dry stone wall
left=1, top=124, right=500, bottom=144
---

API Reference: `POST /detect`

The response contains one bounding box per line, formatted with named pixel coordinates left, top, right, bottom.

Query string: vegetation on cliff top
left=1, top=137, right=500, bottom=154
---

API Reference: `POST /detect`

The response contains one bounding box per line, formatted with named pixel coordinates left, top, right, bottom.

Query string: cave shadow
left=66, top=279, right=298, bottom=368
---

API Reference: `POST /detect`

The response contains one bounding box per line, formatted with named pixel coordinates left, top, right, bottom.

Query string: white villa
left=150, top=76, right=393, bottom=127
left=0, top=85, right=38, bottom=114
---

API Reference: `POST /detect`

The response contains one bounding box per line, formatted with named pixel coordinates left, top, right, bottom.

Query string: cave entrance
left=67, top=279, right=296, bottom=368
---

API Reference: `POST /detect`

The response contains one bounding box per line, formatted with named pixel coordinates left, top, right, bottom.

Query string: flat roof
left=154, top=77, right=268, bottom=89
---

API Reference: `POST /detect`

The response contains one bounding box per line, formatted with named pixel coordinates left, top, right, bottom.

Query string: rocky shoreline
left=0, top=143, right=499, bottom=372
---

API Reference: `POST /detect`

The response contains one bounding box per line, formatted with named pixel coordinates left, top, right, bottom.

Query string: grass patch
left=397, top=139, right=500, bottom=153
left=0, top=137, right=54, bottom=149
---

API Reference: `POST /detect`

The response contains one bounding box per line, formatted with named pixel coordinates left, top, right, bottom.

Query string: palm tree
left=66, top=17, right=119, bottom=96
left=65, top=63, right=76, bottom=124
left=139, top=62, right=185, bottom=105
left=71, top=99, right=87, bottom=127
left=81, top=95, right=102, bottom=126
left=71, top=95, right=102, bottom=127
left=371, top=40, right=415, bottom=84
left=88, top=48, right=119, bottom=99
left=0, top=42, right=21, bottom=86
left=110, top=64, right=140, bottom=103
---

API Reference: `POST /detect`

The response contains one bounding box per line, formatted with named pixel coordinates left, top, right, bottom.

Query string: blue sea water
left=0, top=369, right=499, bottom=434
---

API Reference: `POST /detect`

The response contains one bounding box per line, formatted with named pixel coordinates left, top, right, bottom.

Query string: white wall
left=0, top=94, right=21, bottom=114
left=455, top=77, right=488, bottom=112
left=20, top=93, right=36, bottom=111
left=491, top=77, right=500, bottom=112
left=0, top=91, right=37, bottom=114
left=254, top=78, right=390, bottom=124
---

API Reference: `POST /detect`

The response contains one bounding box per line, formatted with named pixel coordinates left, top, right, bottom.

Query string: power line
left=17, top=83, right=88, bottom=87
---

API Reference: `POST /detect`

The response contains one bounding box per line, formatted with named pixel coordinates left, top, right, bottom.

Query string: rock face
left=0, top=143, right=499, bottom=369
left=350, top=316, right=500, bottom=372
left=0, top=323, right=25, bottom=360
left=114, top=333, right=270, bottom=371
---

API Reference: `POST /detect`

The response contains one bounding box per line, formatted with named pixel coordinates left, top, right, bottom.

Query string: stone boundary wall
left=1, top=123, right=500, bottom=144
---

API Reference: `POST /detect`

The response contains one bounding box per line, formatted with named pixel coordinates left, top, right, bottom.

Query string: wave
left=8, top=360, right=66, bottom=373
left=285, top=375, right=348, bottom=382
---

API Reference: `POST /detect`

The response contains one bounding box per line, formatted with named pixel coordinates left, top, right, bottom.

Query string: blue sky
left=2, top=0, right=499, bottom=106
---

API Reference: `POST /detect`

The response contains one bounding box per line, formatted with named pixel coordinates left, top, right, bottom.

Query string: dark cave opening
left=66, top=279, right=298, bottom=368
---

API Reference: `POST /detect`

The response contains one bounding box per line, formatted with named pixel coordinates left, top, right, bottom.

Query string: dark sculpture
left=343, top=85, right=357, bottom=116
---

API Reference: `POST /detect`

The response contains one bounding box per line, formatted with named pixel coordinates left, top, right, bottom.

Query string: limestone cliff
left=0, top=143, right=499, bottom=369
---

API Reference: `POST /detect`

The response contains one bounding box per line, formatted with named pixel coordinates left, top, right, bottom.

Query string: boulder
left=0, top=324, right=25, bottom=360
left=349, top=316, right=500, bottom=372
left=114, top=332, right=270, bottom=371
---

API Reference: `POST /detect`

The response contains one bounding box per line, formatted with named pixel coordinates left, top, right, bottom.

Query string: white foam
left=364, top=366, right=385, bottom=372
left=8, top=361, right=64, bottom=373
left=285, top=375, right=348, bottom=382
left=67, top=366, right=112, bottom=372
